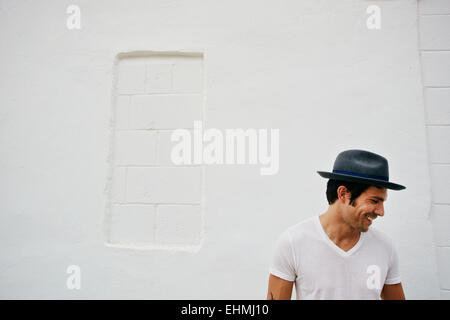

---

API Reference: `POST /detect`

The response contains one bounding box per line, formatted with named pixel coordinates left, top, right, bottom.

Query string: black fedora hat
left=317, top=149, right=406, bottom=190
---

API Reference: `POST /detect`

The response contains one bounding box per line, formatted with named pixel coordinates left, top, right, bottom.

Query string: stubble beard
left=349, top=200, right=370, bottom=233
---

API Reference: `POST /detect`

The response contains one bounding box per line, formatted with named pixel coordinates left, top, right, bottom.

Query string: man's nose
left=375, top=203, right=385, bottom=216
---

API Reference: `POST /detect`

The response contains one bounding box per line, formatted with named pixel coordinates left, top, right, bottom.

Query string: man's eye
left=371, top=200, right=378, bottom=204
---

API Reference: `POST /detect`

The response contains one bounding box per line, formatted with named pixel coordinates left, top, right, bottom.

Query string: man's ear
left=337, top=186, right=351, bottom=204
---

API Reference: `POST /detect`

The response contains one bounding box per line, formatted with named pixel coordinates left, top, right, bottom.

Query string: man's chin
left=357, top=225, right=369, bottom=233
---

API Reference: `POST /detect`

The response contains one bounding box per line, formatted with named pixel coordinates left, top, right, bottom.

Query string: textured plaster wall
left=0, top=0, right=442, bottom=298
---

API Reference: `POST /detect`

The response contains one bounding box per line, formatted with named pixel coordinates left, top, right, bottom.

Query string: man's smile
left=363, top=213, right=377, bottom=225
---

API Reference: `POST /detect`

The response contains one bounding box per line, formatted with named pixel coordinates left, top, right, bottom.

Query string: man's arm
left=267, top=274, right=294, bottom=300
left=380, top=283, right=405, bottom=300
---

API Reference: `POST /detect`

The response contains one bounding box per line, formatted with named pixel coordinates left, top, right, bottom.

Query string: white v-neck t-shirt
left=269, top=215, right=401, bottom=300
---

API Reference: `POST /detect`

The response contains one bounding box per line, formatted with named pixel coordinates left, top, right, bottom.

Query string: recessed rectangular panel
left=105, top=52, right=205, bottom=251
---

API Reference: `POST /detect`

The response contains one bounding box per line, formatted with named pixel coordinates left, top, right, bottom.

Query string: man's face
left=343, top=186, right=387, bottom=232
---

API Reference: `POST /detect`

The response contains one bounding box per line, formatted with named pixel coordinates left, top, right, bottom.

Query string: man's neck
left=319, top=206, right=360, bottom=249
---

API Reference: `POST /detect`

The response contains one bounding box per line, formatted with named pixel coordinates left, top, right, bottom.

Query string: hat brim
left=317, top=171, right=406, bottom=190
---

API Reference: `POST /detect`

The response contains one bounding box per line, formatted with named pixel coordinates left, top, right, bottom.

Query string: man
left=267, top=149, right=406, bottom=300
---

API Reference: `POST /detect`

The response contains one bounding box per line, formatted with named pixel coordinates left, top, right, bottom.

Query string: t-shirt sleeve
left=385, top=239, right=401, bottom=285
left=269, top=230, right=296, bottom=282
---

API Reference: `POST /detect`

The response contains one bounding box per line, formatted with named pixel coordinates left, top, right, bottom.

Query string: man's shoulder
left=282, top=215, right=318, bottom=240
left=366, top=226, right=396, bottom=249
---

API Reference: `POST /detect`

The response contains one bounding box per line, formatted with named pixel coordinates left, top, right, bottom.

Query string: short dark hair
left=326, top=179, right=371, bottom=205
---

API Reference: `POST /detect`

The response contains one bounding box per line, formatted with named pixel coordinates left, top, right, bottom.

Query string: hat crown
left=333, top=150, right=389, bottom=180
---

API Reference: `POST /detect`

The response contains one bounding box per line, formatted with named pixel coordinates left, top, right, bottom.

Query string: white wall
left=0, top=0, right=443, bottom=299
left=418, top=0, right=450, bottom=300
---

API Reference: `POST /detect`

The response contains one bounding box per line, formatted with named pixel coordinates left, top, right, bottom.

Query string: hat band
left=332, top=169, right=388, bottom=181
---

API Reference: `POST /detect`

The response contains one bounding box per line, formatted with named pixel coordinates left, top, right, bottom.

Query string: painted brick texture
left=106, top=52, right=204, bottom=250
left=419, top=2, right=450, bottom=299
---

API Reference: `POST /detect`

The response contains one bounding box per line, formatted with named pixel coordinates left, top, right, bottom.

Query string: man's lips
left=364, top=213, right=377, bottom=223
